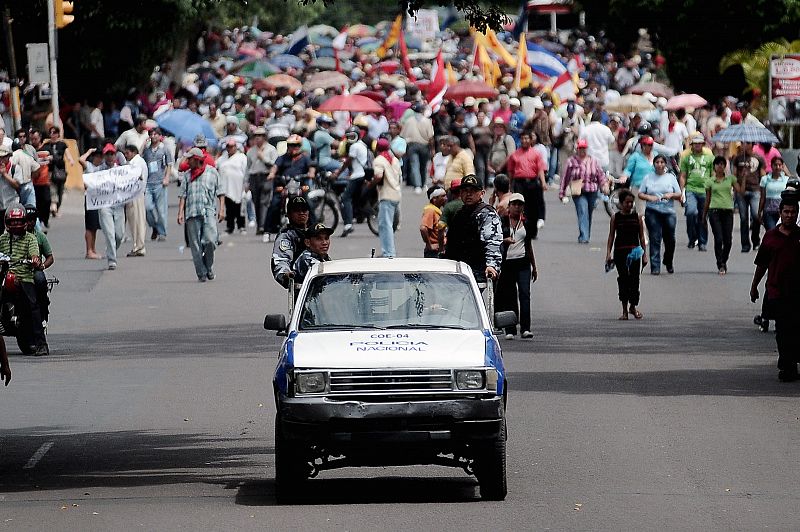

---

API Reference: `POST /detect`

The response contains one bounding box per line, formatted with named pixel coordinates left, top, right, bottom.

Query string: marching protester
left=420, top=186, right=447, bottom=258
left=606, top=190, right=647, bottom=320
left=497, top=193, right=537, bottom=339
left=638, top=154, right=682, bottom=275
left=141, top=128, right=173, bottom=241
left=216, top=138, right=248, bottom=235
left=679, top=133, right=713, bottom=251
left=123, top=145, right=148, bottom=257
left=732, top=142, right=766, bottom=253
left=702, top=156, right=740, bottom=275
left=372, top=137, right=402, bottom=258
left=95, top=144, right=125, bottom=270
left=503, top=132, right=547, bottom=239
left=559, top=138, right=608, bottom=244
left=758, top=157, right=789, bottom=231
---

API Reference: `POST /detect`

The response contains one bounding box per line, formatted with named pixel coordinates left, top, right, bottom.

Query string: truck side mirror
left=264, top=314, right=287, bottom=333
left=494, top=311, right=517, bottom=330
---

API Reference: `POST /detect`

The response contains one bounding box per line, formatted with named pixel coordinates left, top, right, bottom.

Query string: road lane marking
left=23, top=441, right=54, bottom=470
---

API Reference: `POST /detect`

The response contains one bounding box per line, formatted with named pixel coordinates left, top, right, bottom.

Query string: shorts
left=85, top=203, right=101, bottom=231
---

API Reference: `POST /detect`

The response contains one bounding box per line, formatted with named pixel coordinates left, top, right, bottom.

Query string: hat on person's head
left=305, top=223, right=334, bottom=238
left=253, top=127, right=267, bottom=136
left=509, top=97, right=521, bottom=107
left=376, top=138, right=390, bottom=151
left=226, top=137, right=238, bottom=147
left=730, top=111, right=743, bottom=124
left=508, top=192, right=525, bottom=204
left=736, top=100, right=749, bottom=110
left=194, top=134, right=208, bottom=147
left=492, top=117, right=506, bottom=127
left=0, top=146, right=11, bottom=157
left=639, top=135, right=654, bottom=145
left=226, top=116, right=239, bottom=125
left=690, top=133, right=705, bottom=144
left=428, top=187, right=446, bottom=200
left=460, top=174, right=482, bottom=190
left=101, top=143, right=117, bottom=154
left=187, top=147, right=205, bottom=159
left=576, top=139, right=589, bottom=149
left=450, top=178, right=462, bottom=190
left=287, top=196, right=310, bottom=212
left=463, top=96, right=476, bottom=107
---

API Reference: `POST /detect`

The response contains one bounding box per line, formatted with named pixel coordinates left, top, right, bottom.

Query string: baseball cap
left=0, top=146, right=11, bottom=157
left=194, top=134, right=208, bottom=147
left=639, top=135, right=654, bottom=145
left=101, top=143, right=117, bottom=154
left=287, top=196, right=310, bottom=212
left=464, top=96, right=476, bottom=107
left=690, top=133, right=705, bottom=144
left=508, top=192, right=525, bottom=204
left=253, top=127, right=267, bottom=136
left=450, top=178, right=462, bottom=190
left=460, top=174, right=482, bottom=190
left=509, top=97, right=521, bottom=107
left=576, top=139, right=589, bottom=149
left=305, top=223, right=334, bottom=237
left=187, top=147, right=205, bottom=159
left=492, top=117, right=506, bottom=126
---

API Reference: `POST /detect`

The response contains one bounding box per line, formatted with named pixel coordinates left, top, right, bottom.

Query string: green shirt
left=0, top=232, right=40, bottom=283
left=680, top=152, right=714, bottom=193
left=705, top=174, right=737, bottom=210
left=438, top=199, right=464, bottom=228
left=34, top=229, right=52, bottom=257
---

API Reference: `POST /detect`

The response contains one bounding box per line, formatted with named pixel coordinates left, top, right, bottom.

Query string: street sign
left=406, top=9, right=439, bottom=40
left=26, top=43, right=50, bottom=84
left=769, top=54, right=800, bottom=124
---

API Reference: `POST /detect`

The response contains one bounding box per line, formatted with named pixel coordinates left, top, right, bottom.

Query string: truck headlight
left=455, top=370, right=484, bottom=390
left=296, top=372, right=327, bottom=394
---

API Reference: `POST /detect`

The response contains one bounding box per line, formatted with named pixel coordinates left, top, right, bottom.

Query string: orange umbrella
left=262, top=74, right=302, bottom=92
left=318, top=94, right=383, bottom=113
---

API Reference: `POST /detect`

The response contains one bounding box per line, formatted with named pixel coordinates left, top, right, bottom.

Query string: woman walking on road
left=758, top=157, right=789, bottom=231
left=605, top=190, right=647, bottom=319
left=702, top=156, right=740, bottom=275
left=497, top=194, right=537, bottom=339
left=559, top=138, right=608, bottom=243
left=638, top=154, right=681, bottom=275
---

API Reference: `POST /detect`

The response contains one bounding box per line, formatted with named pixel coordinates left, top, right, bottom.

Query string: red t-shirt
left=755, top=225, right=800, bottom=300
left=505, top=147, right=546, bottom=179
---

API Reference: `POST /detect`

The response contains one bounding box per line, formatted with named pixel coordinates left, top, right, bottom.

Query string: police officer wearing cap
left=443, top=174, right=503, bottom=283
left=271, top=196, right=310, bottom=288
left=292, top=223, right=333, bottom=284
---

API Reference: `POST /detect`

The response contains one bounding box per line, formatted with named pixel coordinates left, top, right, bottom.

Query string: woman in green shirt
left=703, top=156, right=742, bottom=274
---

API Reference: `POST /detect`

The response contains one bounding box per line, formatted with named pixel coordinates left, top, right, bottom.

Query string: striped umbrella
left=711, top=124, right=780, bottom=144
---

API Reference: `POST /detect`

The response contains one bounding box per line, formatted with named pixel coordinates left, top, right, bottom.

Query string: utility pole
left=2, top=6, right=22, bottom=131
left=47, top=0, right=61, bottom=128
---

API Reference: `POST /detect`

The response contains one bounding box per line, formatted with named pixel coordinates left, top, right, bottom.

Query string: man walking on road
left=142, top=128, right=173, bottom=241
left=178, top=148, right=224, bottom=282
left=400, top=103, right=435, bottom=194
left=246, top=128, right=277, bottom=237
left=123, top=145, right=148, bottom=257
left=750, top=200, right=800, bottom=382
left=679, top=134, right=713, bottom=251
left=503, top=132, right=547, bottom=238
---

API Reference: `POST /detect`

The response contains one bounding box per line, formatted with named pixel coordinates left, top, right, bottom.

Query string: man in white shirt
left=662, top=111, right=689, bottom=154
left=123, top=145, right=149, bottom=257
left=216, top=138, right=249, bottom=234
left=579, top=114, right=615, bottom=170
left=89, top=101, right=105, bottom=148
left=332, top=127, right=369, bottom=237
left=115, top=116, right=150, bottom=153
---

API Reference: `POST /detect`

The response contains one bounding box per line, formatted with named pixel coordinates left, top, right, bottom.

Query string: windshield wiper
left=384, top=324, right=467, bottom=330
left=304, top=324, right=385, bottom=330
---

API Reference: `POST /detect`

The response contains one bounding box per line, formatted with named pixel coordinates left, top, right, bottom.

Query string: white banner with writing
left=84, top=165, right=144, bottom=210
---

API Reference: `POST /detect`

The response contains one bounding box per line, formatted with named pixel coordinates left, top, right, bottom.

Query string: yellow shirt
left=444, top=150, right=475, bottom=190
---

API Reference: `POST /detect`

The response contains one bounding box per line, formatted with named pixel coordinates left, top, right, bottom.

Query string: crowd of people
left=1, top=17, right=798, bottom=380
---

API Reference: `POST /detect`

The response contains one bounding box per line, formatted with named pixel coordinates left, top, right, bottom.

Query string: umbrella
left=318, top=94, right=383, bottom=113
left=665, top=93, right=708, bottom=111
left=309, top=24, right=339, bottom=38
left=237, top=60, right=278, bottom=78
left=376, top=60, right=400, bottom=74
left=156, top=109, right=218, bottom=148
left=271, top=54, right=306, bottom=70
left=354, top=90, right=386, bottom=103
left=309, top=35, right=333, bottom=47
left=444, top=80, right=498, bottom=103
left=387, top=100, right=412, bottom=120
left=316, top=46, right=336, bottom=58
left=303, top=71, right=351, bottom=90
left=309, top=57, right=354, bottom=72
left=348, top=24, right=376, bottom=38
left=604, top=94, right=655, bottom=113
left=711, top=124, right=780, bottom=144
left=628, top=81, right=674, bottom=98
left=237, top=46, right=265, bottom=59
left=261, top=74, right=302, bottom=92
left=356, top=37, right=379, bottom=47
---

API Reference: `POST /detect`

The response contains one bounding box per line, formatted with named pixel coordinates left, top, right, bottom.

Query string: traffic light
left=54, top=1, right=74, bottom=29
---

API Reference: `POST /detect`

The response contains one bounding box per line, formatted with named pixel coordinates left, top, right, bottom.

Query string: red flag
left=399, top=31, right=415, bottom=82
left=425, top=50, right=447, bottom=110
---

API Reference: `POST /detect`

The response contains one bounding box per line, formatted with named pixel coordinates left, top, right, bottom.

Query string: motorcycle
left=0, top=254, right=58, bottom=355
left=313, top=171, right=398, bottom=236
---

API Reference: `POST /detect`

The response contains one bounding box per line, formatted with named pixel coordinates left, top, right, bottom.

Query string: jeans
left=708, top=209, right=733, bottom=269
left=497, top=257, right=532, bottom=334
left=341, top=177, right=365, bottom=227
left=185, top=214, right=218, bottom=279
left=684, top=190, right=707, bottom=246
left=318, top=159, right=342, bottom=173
left=512, top=179, right=545, bottom=237
left=18, top=182, right=36, bottom=208
left=572, top=190, right=598, bottom=242
left=474, top=146, right=490, bottom=187
left=98, top=205, right=124, bottom=265
left=405, top=142, right=429, bottom=188
left=763, top=210, right=780, bottom=230
left=736, top=190, right=761, bottom=250
left=775, top=306, right=800, bottom=373
left=547, top=145, right=558, bottom=182
left=613, top=248, right=640, bottom=306
left=248, top=173, right=270, bottom=232
left=644, top=208, right=676, bottom=273
left=16, top=282, right=46, bottom=349
left=145, top=183, right=168, bottom=237
left=265, top=187, right=283, bottom=234
left=378, top=199, right=399, bottom=257
left=34, top=270, right=50, bottom=323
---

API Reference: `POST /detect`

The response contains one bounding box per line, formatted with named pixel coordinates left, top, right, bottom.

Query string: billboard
left=769, top=55, right=800, bottom=124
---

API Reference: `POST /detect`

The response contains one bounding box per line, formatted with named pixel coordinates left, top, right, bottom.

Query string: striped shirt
left=561, top=155, right=607, bottom=197
left=0, top=232, right=40, bottom=283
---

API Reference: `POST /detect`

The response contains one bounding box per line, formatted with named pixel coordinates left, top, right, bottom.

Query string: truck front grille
left=328, top=369, right=454, bottom=394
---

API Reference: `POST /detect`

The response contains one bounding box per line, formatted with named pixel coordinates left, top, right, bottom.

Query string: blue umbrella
left=356, top=36, right=379, bottom=46
left=156, top=109, right=218, bottom=148
left=711, top=124, right=780, bottom=144
left=310, top=35, right=333, bottom=47
left=271, top=54, right=305, bottom=70
left=317, top=46, right=336, bottom=58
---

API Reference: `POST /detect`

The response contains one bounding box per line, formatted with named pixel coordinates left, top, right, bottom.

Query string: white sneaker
left=262, top=233, right=271, bottom=243
left=414, top=187, right=422, bottom=195
left=504, top=333, right=514, bottom=340
left=239, top=228, right=247, bottom=235
left=247, top=220, right=256, bottom=228
left=536, top=219, right=545, bottom=229
left=521, top=331, right=533, bottom=339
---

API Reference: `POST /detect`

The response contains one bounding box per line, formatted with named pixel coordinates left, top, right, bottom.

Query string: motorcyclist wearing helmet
left=332, top=125, right=371, bottom=237
left=0, top=204, right=47, bottom=356
left=25, top=205, right=54, bottom=326
left=312, top=115, right=341, bottom=172
left=265, top=134, right=316, bottom=239
left=271, top=196, right=310, bottom=289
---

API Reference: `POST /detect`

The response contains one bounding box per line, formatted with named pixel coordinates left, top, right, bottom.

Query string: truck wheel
left=274, top=416, right=308, bottom=504
left=475, top=417, right=507, bottom=501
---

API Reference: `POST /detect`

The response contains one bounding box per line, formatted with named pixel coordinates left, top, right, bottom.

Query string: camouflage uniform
left=292, top=249, right=331, bottom=284
left=271, top=225, right=306, bottom=288
left=444, top=201, right=503, bottom=283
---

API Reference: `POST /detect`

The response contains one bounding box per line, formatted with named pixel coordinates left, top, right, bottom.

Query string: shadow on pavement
left=508, top=365, right=800, bottom=397
left=0, top=427, right=268, bottom=493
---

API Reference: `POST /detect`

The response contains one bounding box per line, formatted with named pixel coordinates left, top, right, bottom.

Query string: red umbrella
left=376, top=60, right=400, bottom=74
left=318, top=94, right=383, bottom=113
left=627, top=81, right=673, bottom=98
left=355, top=90, right=386, bottom=103
left=444, top=80, right=498, bottom=103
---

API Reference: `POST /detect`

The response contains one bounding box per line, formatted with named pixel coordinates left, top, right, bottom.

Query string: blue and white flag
left=286, top=25, right=309, bottom=56
left=511, top=1, right=527, bottom=40
left=526, top=41, right=567, bottom=78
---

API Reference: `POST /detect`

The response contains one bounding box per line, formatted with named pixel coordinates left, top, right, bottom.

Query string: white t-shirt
left=374, top=154, right=402, bottom=203
left=432, top=152, right=450, bottom=184
left=90, top=107, right=105, bottom=139
left=580, top=122, right=615, bottom=169
left=662, top=122, right=689, bottom=154
left=216, top=151, right=248, bottom=201
left=348, top=141, right=368, bottom=180
left=506, top=218, right=527, bottom=259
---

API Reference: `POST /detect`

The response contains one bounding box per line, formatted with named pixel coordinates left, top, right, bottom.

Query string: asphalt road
left=1, top=184, right=797, bottom=531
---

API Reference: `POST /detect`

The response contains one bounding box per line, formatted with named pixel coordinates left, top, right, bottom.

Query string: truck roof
left=313, top=258, right=466, bottom=276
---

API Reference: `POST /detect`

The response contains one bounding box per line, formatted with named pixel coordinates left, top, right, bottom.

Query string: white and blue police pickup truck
left=264, top=258, right=516, bottom=503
